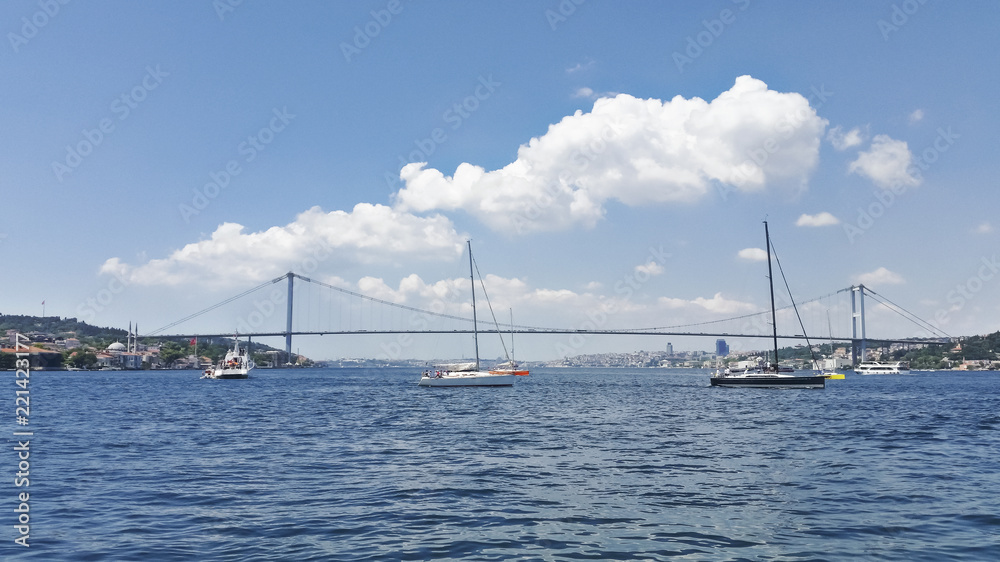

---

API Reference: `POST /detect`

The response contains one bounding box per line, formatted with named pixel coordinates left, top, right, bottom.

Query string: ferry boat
left=202, top=339, right=254, bottom=379
left=855, top=361, right=911, bottom=375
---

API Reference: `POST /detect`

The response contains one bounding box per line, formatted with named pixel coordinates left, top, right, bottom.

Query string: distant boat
left=710, top=222, right=826, bottom=389
left=202, top=339, right=254, bottom=379
left=817, top=313, right=846, bottom=380
left=856, top=361, right=911, bottom=375
left=419, top=242, right=519, bottom=387
left=488, top=310, right=530, bottom=376
left=489, top=360, right=529, bottom=377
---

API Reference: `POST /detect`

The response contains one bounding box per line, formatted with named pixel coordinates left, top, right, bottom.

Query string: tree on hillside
left=158, top=341, right=190, bottom=366
left=67, top=350, right=98, bottom=369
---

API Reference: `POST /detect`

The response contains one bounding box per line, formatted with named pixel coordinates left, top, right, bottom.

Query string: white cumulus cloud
left=101, top=204, right=466, bottom=288
left=848, top=134, right=921, bottom=190
left=854, top=267, right=905, bottom=286
left=634, top=261, right=665, bottom=277
left=738, top=247, right=768, bottom=261
left=974, top=222, right=993, bottom=234
left=796, top=212, right=840, bottom=227
left=827, top=125, right=865, bottom=150
left=658, top=292, right=757, bottom=315
left=909, top=109, right=924, bottom=123
left=392, top=75, right=828, bottom=233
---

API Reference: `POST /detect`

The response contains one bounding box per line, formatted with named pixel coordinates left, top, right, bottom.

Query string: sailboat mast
left=510, top=308, right=514, bottom=366
left=468, top=240, right=480, bottom=370
left=765, top=220, right=779, bottom=372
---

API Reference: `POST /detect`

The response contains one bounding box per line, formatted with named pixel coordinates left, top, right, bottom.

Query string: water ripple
left=6, top=368, right=1000, bottom=560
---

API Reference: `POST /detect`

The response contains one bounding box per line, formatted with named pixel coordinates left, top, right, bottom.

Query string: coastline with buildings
left=0, top=314, right=306, bottom=371
left=3, top=314, right=999, bottom=372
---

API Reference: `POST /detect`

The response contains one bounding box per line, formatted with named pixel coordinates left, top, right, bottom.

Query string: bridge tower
left=851, top=284, right=867, bottom=365
left=285, top=272, right=294, bottom=365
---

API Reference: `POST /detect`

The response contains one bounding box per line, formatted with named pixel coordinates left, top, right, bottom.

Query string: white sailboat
left=418, top=242, right=518, bottom=387
left=202, top=339, right=255, bottom=379
left=489, top=310, right=530, bottom=377
left=816, top=312, right=846, bottom=379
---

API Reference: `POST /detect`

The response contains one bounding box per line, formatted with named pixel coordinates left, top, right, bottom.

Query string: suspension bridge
left=140, top=271, right=951, bottom=364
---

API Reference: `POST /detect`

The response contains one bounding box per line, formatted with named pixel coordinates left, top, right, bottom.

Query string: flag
left=41, top=300, right=45, bottom=305
left=190, top=338, right=196, bottom=345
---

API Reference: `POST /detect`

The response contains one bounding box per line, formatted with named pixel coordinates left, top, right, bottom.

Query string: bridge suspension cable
left=862, top=287, right=950, bottom=340
left=142, top=271, right=950, bottom=352
left=294, top=274, right=476, bottom=326
left=627, top=289, right=846, bottom=333
left=143, top=274, right=287, bottom=336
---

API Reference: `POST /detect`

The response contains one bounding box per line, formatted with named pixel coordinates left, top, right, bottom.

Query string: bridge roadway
left=159, top=329, right=947, bottom=346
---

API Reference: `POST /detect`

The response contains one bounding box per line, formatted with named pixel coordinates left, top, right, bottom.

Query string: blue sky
left=2, top=1, right=998, bottom=361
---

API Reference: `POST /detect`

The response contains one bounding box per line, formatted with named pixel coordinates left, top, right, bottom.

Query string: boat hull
left=855, top=362, right=910, bottom=375
left=710, top=375, right=826, bottom=389
left=212, top=372, right=249, bottom=379
left=418, top=372, right=515, bottom=387
left=488, top=370, right=530, bottom=376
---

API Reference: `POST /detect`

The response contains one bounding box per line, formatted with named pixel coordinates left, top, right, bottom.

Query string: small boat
left=488, top=311, right=530, bottom=376
left=202, top=339, right=254, bottom=379
left=489, top=360, right=530, bottom=377
left=419, top=242, right=521, bottom=388
left=710, top=221, right=825, bottom=390
left=855, top=361, right=911, bottom=375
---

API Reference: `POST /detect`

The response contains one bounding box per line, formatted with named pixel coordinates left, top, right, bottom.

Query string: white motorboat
left=418, top=242, right=523, bottom=388
left=203, top=339, right=254, bottom=379
left=855, top=361, right=911, bottom=375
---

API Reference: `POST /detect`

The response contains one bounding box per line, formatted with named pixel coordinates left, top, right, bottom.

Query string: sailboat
left=418, top=242, right=520, bottom=387
left=489, top=310, right=530, bottom=377
left=710, top=221, right=826, bottom=389
left=816, top=312, right=846, bottom=380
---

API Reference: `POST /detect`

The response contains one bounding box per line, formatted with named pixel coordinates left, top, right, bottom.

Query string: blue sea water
left=4, top=368, right=1000, bottom=560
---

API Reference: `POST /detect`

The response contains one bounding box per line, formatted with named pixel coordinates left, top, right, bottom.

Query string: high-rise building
left=666, top=342, right=674, bottom=356
left=715, top=339, right=729, bottom=357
